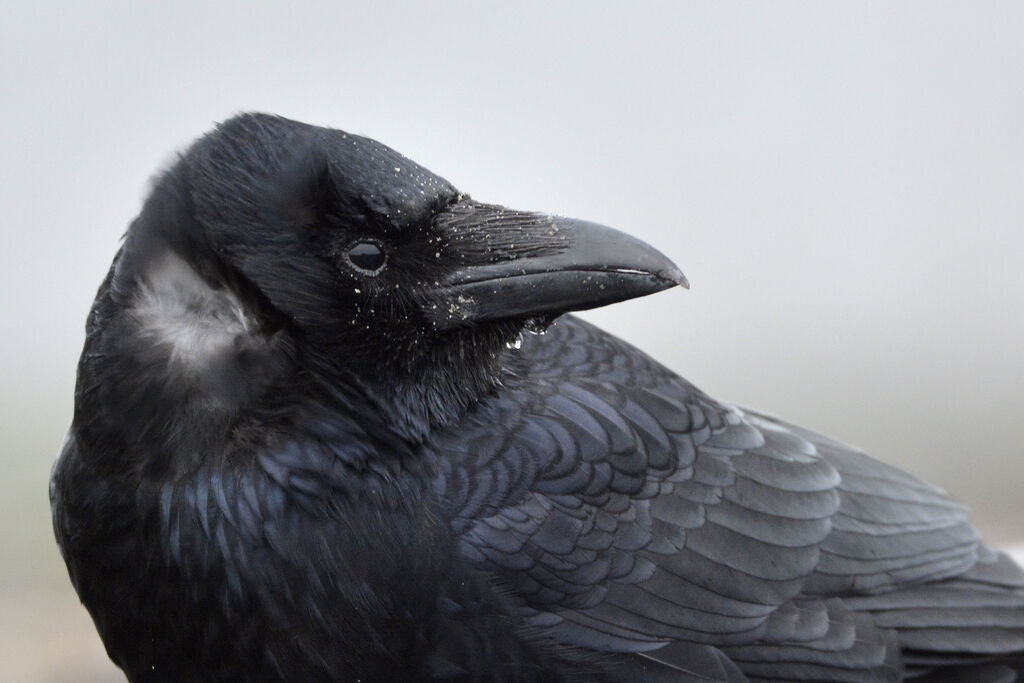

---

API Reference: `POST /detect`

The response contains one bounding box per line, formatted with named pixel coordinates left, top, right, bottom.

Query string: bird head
left=109, top=114, right=686, bottom=438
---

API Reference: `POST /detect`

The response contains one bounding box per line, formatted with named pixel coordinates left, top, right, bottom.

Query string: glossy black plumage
left=52, top=114, right=1024, bottom=682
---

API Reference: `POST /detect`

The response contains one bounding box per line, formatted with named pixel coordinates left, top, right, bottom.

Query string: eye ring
left=345, top=240, right=387, bottom=274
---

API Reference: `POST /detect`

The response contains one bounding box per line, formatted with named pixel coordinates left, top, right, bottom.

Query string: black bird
left=52, top=114, right=1024, bottom=682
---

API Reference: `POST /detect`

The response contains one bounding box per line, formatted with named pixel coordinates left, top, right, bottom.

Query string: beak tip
left=662, top=265, right=689, bottom=290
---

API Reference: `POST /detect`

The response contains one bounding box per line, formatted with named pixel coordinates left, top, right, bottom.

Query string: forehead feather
left=322, top=129, right=455, bottom=229
left=189, top=114, right=455, bottom=232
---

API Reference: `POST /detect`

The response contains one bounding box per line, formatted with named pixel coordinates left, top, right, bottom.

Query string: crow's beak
left=424, top=204, right=688, bottom=330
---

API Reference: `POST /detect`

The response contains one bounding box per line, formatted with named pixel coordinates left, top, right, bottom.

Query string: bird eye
left=346, top=241, right=387, bottom=274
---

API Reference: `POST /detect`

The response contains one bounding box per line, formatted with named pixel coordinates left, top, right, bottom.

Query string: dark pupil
left=348, top=242, right=385, bottom=271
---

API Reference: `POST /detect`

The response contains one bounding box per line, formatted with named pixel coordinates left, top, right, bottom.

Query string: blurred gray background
left=2, top=2, right=1022, bottom=680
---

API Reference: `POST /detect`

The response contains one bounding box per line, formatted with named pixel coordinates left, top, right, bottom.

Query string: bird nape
left=52, top=113, right=1024, bottom=683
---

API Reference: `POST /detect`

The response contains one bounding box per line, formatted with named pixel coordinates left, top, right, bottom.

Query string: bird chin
left=503, top=315, right=561, bottom=347
left=523, top=314, right=559, bottom=335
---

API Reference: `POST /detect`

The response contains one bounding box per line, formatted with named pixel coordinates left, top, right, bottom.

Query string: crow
left=52, top=113, right=1024, bottom=682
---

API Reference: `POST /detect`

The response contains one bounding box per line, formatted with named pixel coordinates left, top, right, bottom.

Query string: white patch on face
left=131, top=252, right=254, bottom=375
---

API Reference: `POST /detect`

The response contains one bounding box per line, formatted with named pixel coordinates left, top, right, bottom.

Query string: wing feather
left=432, top=316, right=1024, bottom=680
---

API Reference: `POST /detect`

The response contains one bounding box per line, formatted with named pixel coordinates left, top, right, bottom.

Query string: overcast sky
left=3, top=0, right=1023, bottom=599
